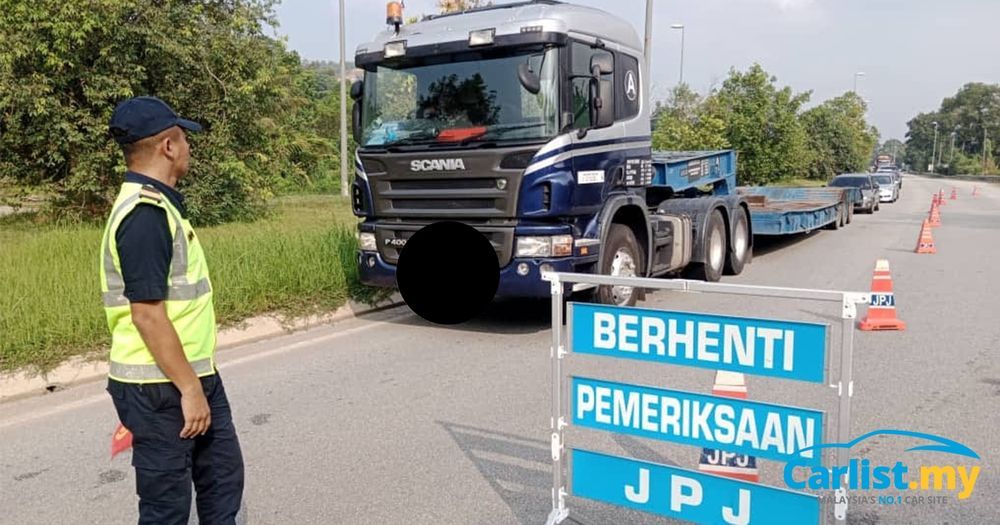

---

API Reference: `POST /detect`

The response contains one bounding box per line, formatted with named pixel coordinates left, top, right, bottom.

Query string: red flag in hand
left=111, top=421, right=133, bottom=459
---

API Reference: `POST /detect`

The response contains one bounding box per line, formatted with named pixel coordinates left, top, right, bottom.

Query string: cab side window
left=615, top=54, right=640, bottom=120
left=570, top=42, right=614, bottom=130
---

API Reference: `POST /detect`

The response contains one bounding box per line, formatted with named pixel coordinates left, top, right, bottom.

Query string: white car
left=873, top=174, right=898, bottom=203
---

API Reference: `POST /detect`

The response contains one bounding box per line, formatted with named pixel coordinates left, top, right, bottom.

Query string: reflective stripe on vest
left=100, top=191, right=209, bottom=307
left=109, top=357, right=214, bottom=381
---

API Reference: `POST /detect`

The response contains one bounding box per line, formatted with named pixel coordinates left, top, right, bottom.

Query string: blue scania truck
left=349, top=0, right=852, bottom=306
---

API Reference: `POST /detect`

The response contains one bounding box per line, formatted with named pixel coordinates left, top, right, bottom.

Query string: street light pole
left=930, top=121, right=939, bottom=173
left=644, top=0, right=654, bottom=83
left=671, top=24, right=685, bottom=86
left=339, top=0, right=349, bottom=197
left=948, top=131, right=957, bottom=166
left=853, top=71, right=865, bottom=94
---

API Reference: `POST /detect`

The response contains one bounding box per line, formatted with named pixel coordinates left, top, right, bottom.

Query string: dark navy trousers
left=108, top=373, right=244, bottom=525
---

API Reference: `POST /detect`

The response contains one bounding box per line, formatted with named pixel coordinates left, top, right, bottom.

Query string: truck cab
left=351, top=0, right=750, bottom=306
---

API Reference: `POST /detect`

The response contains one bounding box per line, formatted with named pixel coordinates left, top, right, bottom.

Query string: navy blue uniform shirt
left=116, top=172, right=187, bottom=302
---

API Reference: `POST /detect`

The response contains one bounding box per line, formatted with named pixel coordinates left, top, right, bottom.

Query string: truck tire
left=847, top=203, right=854, bottom=224
left=724, top=208, right=751, bottom=275
left=826, top=205, right=842, bottom=230
left=596, top=224, right=644, bottom=307
left=686, top=209, right=725, bottom=282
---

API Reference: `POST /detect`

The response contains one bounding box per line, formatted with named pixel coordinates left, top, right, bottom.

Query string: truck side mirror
left=350, top=80, right=364, bottom=100
left=590, top=54, right=613, bottom=75
left=517, top=63, right=541, bottom=95
left=588, top=54, right=614, bottom=130
left=589, top=76, right=615, bottom=130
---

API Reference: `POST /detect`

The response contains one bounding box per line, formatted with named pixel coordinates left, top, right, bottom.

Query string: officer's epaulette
left=138, top=184, right=163, bottom=203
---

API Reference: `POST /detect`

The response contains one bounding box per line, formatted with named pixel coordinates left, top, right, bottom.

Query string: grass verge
left=0, top=195, right=390, bottom=373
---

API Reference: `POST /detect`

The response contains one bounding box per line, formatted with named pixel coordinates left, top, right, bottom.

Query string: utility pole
left=853, top=72, right=865, bottom=94
left=948, top=131, right=956, bottom=166
left=981, top=107, right=990, bottom=174
left=339, top=0, right=349, bottom=197
left=671, top=24, right=685, bottom=86
left=930, top=121, right=939, bottom=173
left=643, top=0, right=653, bottom=93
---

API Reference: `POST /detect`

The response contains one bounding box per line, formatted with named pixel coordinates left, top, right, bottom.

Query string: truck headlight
left=516, top=235, right=573, bottom=258
left=358, top=232, right=377, bottom=251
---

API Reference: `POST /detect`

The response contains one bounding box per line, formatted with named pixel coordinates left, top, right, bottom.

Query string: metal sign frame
left=542, top=272, right=869, bottom=525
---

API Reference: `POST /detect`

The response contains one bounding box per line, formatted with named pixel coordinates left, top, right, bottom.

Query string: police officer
left=101, top=96, right=244, bottom=524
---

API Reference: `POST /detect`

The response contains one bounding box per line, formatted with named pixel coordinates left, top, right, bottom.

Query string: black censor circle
left=396, top=221, right=499, bottom=325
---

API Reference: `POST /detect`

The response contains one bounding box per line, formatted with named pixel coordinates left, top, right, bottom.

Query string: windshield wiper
left=484, top=122, right=548, bottom=138
left=451, top=123, right=549, bottom=146
left=383, top=129, right=440, bottom=147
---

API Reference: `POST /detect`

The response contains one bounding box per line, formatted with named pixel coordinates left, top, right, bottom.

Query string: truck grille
left=372, top=178, right=512, bottom=217
left=360, top=147, right=535, bottom=219
left=375, top=223, right=514, bottom=267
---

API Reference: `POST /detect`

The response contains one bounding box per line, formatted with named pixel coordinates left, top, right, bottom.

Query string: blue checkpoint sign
left=572, top=448, right=820, bottom=525
left=569, top=303, right=828, bottom=383
left=572, top=376, right=824, bottom=464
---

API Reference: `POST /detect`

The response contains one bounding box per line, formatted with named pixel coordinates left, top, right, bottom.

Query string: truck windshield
left=359, top=47, right=559, bottom=147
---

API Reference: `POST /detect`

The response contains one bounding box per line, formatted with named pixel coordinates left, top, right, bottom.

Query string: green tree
left=0, top=0, right=339, bottom=224
left=709, top=64, right=811, bottom=185
left=904, top=83, right=1000, bottom=174
left=652, top=85, right=728, bottom=151
left=800, top=92, right=878, bottom=179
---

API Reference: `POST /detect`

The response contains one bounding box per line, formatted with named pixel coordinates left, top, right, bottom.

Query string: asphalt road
left=2, top=175, right=998, bottom=525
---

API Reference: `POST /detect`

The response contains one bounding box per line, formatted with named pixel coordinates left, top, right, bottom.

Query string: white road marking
left=0, top=310, right=414, bottom=431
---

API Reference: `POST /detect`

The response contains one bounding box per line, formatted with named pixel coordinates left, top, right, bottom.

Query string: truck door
left=567, top=45, right=647, bottom=210
left=568, top=43, right=617, bottom=210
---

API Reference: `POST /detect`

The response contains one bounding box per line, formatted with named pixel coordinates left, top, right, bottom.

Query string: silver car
left=873, top=173, right=899, bottom=203
left=830, top=174, right=880, bottom=213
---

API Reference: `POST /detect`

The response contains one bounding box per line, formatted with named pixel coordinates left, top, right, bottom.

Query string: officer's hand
left=180, top=388, right=212, bottom=438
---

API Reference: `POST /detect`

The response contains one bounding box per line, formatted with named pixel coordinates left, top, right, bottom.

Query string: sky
left=273, top=0, right=1000, bottom=140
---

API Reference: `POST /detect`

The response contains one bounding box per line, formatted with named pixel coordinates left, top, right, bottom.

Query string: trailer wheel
left=686, top=210, right=725, bottom=282
left=846, top=203, right=854, bottom=224
left=596, top=224, right=644, bottom=307
left=724, top=208, right=751, bottom=275
left=826, top=205, right=843, bottom=231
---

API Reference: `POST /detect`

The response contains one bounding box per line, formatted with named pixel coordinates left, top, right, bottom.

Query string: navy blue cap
left=109, top=96, right=202, bottom=145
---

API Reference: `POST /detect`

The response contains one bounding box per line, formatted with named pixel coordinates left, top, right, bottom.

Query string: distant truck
left=349, top=0, right=855, bottom=306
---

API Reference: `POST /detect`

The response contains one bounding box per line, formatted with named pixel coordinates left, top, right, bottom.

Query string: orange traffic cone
left=698, top=371, right=759, bottom=482
left=915, top=219, right=936, bottom=254
left=937, top=189, right=946, bottom=206
left=859, top=259, right=907, bottom=331
left=928, top=202, right=941, bottom=227
left=972, top=186, right=979, bottom=197
left=950, top=188, right=958, bottom=200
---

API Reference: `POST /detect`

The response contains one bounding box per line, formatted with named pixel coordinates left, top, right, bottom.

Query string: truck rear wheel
left=686, top=209, right=725, bottom=282
left=596, top=224, right=644, bottom=307
left=827, top=205, right=843, bottom=230
left=724, top=208, right=751, bottom=275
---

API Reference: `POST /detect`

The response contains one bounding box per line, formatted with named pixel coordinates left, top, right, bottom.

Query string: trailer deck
left=739, top=187, right=848, bottom=235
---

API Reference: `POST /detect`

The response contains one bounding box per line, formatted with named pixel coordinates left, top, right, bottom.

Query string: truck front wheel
left=686, top=210, right=725, bottom=282
left=596, top=224, right=644, bottom=307
left=724, top=207, right=751, bottom=275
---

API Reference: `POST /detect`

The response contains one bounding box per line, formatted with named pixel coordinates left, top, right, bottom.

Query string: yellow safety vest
left=99, top=182, right=216, bottom=383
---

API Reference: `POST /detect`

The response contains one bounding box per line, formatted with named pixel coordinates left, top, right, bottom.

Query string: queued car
left=829, top=173, right=880, bottom=213
left=877, top=166, right=903, bottom=188
left=873, top=173, right=899, bottom=203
